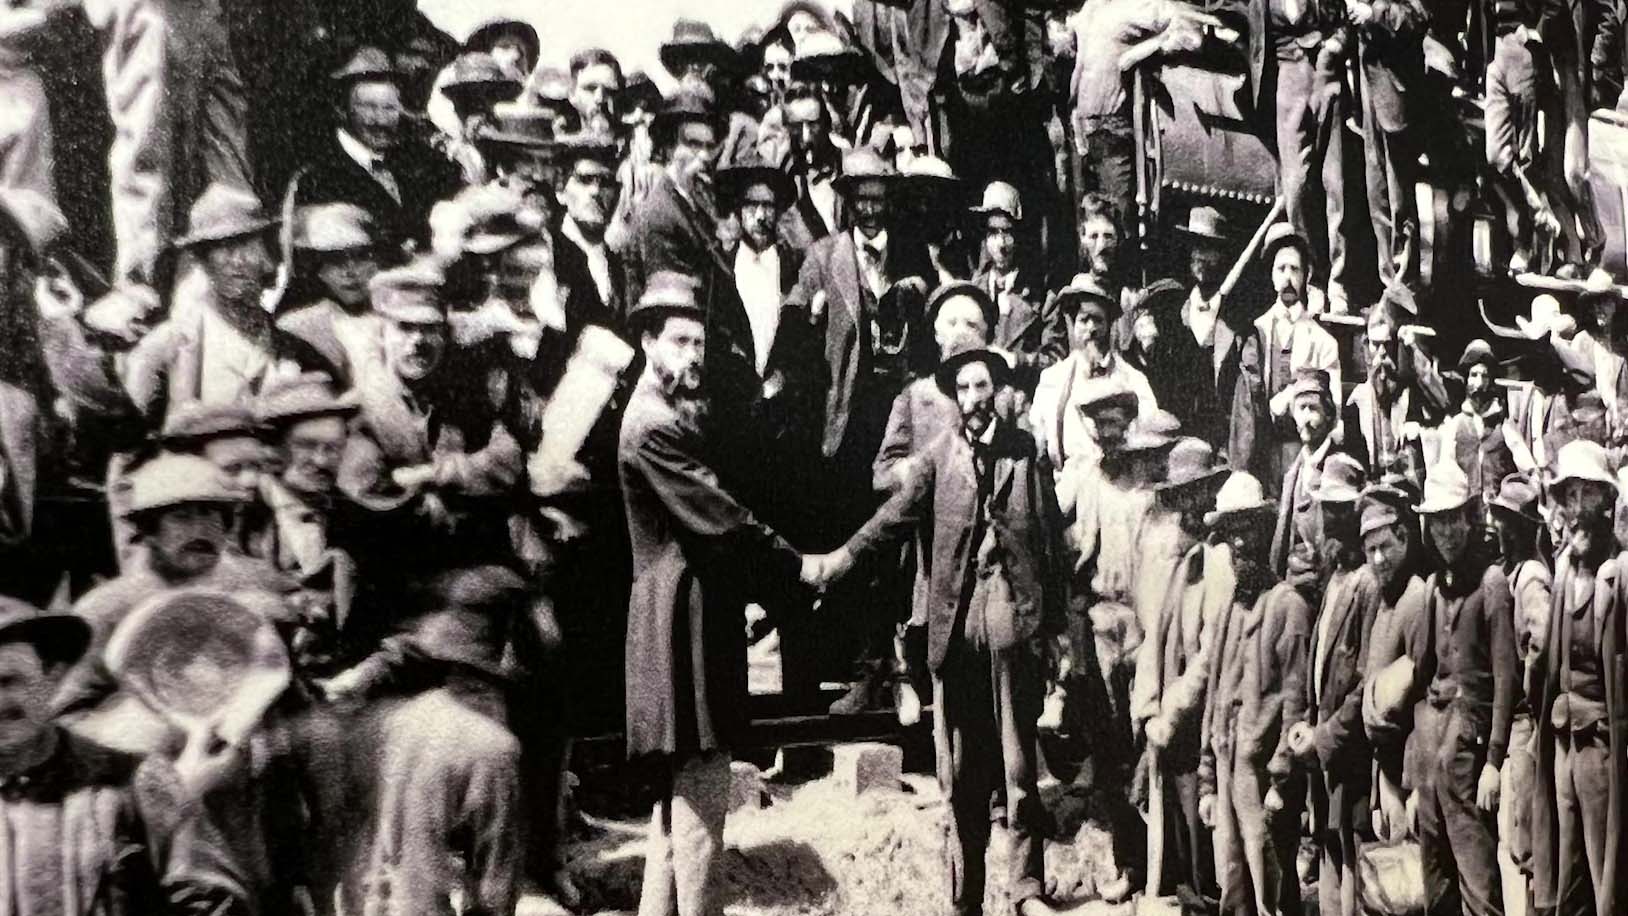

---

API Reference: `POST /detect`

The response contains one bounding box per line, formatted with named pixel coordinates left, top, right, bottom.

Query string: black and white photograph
left=0, top=0, right=1625, bottom=913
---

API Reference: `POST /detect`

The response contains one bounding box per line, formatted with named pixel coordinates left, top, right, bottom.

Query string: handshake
left=800, top=547, right=855, bottom=592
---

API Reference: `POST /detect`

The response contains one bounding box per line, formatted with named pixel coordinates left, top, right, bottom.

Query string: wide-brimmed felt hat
left=1488, top=473, right=1542, bottom=523
left=1261, top=222, right=1312, bottom=264
left=160, top=402, right=264, bottom=447
left=1483, top=294, right=1578, bottom=342
left=556, top=130, right=621, bottom=168
left=293, top=203, right=376, bottom=253
left=441, top=51, right=522, bottom=109
left=1205, top=472, right=1276, bottom=528
left=715, top=159, right=795, bottom=208
left=0, top=596, right=91, bottom=667
left=660, top=18, right=740, bottom=76
left=1415, top=459, right=1474, bottom=515
left=652, top=88, right=722, bottom=134
left=790, top=29, right=870, bottom=86
left=833, top=148, right=898, bottom=195
left=1458, top=339, right=1497, bottom=373
left=936, top=339, right=1010, bottom=395
left=1154, top=437, right=1228, bottom=498
left=1549, top=438, right=1617, bottom=494
left=173, top=183, right=279, bottom=250
left=617, top=71, right=664, bottom=117
left=926, top=281, right=998, bottom=337
left=0, top=187, right=66, bottom=258
left=330, top=46, right=402, bottom=86
left=1366, top=298, right=1401, bottom=344
left=480, top=100, right=566, bottom=150
left=971, top=182, right=1023, bottom=222
left=1075, top=378, right=1139, bottom=419
left=628, top=271, right=705, bottom=328
left=123, top=454, right=244, bottom=518
left=1311, top=452, right=1366, bottom=503
left=1055, top=275, right=1119, bottom=320
left=463, top=18, right=540, bottom=67
left=105, top=588, right=291, bottom=748
left=1121, top=410, right=1183, bottom=454
left=1174, top=205, right=1230, bottom=244
left=370, top=260, right=447, bottom=325
left=256, top=372, right=359, bottom=428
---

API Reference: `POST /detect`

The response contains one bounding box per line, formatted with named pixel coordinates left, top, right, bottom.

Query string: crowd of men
left=1, top=0, right=1628, bottom=915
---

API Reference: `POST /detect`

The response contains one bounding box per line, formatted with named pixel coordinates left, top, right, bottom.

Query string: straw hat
left=160, top=402, right=264, bottom=447
left=627, top=271, right=704, bottom=327
left=122, top=454, right=244, bottom=518
left=173, top=183, right=278, bottom=250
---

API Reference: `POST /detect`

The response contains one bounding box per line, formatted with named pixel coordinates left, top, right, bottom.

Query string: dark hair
left=570, top=48, right=624, bottom=86
left=1079, top=193, right=1123, bottom=234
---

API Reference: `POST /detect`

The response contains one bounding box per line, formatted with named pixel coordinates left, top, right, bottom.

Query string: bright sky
left=417, top=0, right=843, bottom=86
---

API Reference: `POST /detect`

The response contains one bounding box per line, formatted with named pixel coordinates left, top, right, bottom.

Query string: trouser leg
left=1418, top=767, right=1465, bottom=916
left=1317, top=772, right=1364, bottom=916
left=669, top=751, right=730, bottom=916
left=1214, top=751, right=1255, bottom=916
left=996, top=646, right=1046, bottom=907
left=1312, top=43, right=1349, bottom=308
left=940, top=649, right=998, bottom=916
left=1439, top=711, right=1505, bottom=916
left=1275, top=53, right=1316, bottom=249
left=1231, top=758, right=1298, bottom=916
left=1556, top=734, right=1613, bottom=916
left=0, top=68, right=56, bottom=202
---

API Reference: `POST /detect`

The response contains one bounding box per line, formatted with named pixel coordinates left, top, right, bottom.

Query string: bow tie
left=863, top=243, right=885, bottom=263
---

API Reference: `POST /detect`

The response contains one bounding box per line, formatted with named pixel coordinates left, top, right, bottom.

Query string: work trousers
left=1553, top=730, right=1613, bottom=916
left=1417, top=703, right=1504, bottom=916
left=1274, top=45, right=1348, bottom=309
left=936, top=638, right=1046, bottom=916
left=1357, top=69, right=1419, bottom=293
left=1498, top=714, right=1535, bottom=916
left=1213, top=746, right=1302, bottom=916
left=638, top=750, right=731, bottom=916
left=91, top=0, right=253, bottom=288
left=1310, top=763, right=1369, bottom=916
left=1148, top=749, right=1213, bottom=899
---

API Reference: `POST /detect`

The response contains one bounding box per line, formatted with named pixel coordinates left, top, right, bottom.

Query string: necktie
left=372, top=158, right=402, bottom=204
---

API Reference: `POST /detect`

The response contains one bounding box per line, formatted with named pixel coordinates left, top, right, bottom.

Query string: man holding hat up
left=1231, top=223, right=1341, bottom=496
left=1412, top=458, right=1517, bottom=916
left=618, top=271, right=813, bottom=916
left=1530, top=440, right=1627, bottom=916
left=808, top=337, right=1070, bottom=916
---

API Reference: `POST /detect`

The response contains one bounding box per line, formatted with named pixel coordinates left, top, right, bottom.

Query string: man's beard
left=1082, top=337, right=1110, bottom=364
left=1371, top=363, right=1401, bottom=403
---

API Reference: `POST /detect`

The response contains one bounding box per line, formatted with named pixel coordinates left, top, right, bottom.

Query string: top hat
left=926, top=281, right=999, bottom=337
left=628, top=271, right=705, bottom=327
left=123, top=454, right=245, bottom=518
left=0, top=596, right=91, bottom=667
left=330, top=46, right=402, bottom=86
left=1415, top=459, right=1474, bottom=515
left=105, top=588, right=291, bottom=748
left=173, top=183, right=279, bottom=250
left=371, top=260, right=447, bottom=325
left=0, top=187, right=66, bottom=258
left=971, top=182, right=1023, bottom=222
left=463, top=18, right=540, bottom=67
left=441, top=52, right=523, bottom=110
left=256, top=372, right=360, bottom=428
left=1311, top=452, right=1367, bottom=503
left=1205, top=471, right=1275, bottom=527
left=936, top=339, right=1010, bottom=396
left=660, top=18, right=740, bottom=76
left=1174, top=205, right=1230, bottom=244
left=293, top=203, right=376, bottom=253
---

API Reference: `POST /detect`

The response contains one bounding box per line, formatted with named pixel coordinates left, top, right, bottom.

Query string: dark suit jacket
left=970, top=264, right=1066, bottom=392
left=844, top=421, right=1066, bottom=672
left=294, top=131, right=461, bottom=251
left=618, top=374, right=803, bottom=758
left=627, top=172, right=734, bottom=310
left=1303, top=564, right=1383, bottom=775
left=1340, top=382, right=1431, bottom=485
left=785, top=229, right=935, bottom=458
left=1269, top=437, right=1342, bottom=580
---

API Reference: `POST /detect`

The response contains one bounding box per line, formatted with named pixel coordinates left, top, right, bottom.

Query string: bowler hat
left=0, top=596, right=91, bottom=667
left=1261, top=222, right=1312, bottom=264
left=123, top=454, right=244, bottom=518
left=329, top=46, right=401, bottom=86
left=971, top=182, right=1024, bottom=222
left=714, top=159, right=795, bottom=209
left=1311, top=452, right=1367, bottom=503
left=256, top=372, right=360, bottom=428
left=833, top=148, right=898, bottom=195
left=1154, top=437, right=1228, bottom=498
left=370, top=261, right=447, bottom=325
left=1205, top=472, right=1276, bottom=528
left=628, top=271, right=705, bottom=328
left=1458, top=339, right=1497, bottom=373
left=0, top=187, right=66, bottom=258
left=660, top=19, right=740, bottom=76
left=293, top=203, right=376, bottom=253
left=936, top=339, right=1010, bottom=396
left=1174, top=205, right=1230, bottom=243
left=1055, top=275, right=1119, bottom=320
left=1415, top=459, right=1474, bottom=515
left=173, top=183, right=279, bottom=250
left=1488, top=473, right=1542, bottom=524
left=926, top=281, right=999, bottom=338
left=463, top=18, right=540, bottom=68
left=790, top=30, right=870, bottom=86
left=441, top=52, right=522, bottom=110
left=160, top=402, right=264, bottom=447
left=105, top=588, right=291, bottom=748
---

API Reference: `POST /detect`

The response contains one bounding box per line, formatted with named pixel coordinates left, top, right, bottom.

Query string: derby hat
left=971, top=181, right=1023, bottom=222
left=370, top=260, right=447, bottom=325
left=1174, top=205, right=1230, bottom=243
left=0, top=187, right=66, bottom=258
left=440, top=52, right=522, bottom=109
left=256, top=372, right=359, bottom=428
left=173, top=183, right=279, bottom=250
left=1549, top=438, right=1617, bottom=494
left=1055, top=274, right=1119, bottom=320
left=1261, top=222, right=1313, bottom=264
left=936, top=339, right=1010, bottom=395
left=926, top=281, right=999, bottom=338
left=105, top=588, right=291, bottom=748
left=1458, top=338, right=1497, bottom=373
left=292, top=203, right=376, bottom=253
left=123, top=454, right=244, bottom=518
left=1311, top=452, right=1367, bottom=503
left=0, top=596, right=91, bottom=667
left=160, top=402, right=264, bottom=447
left=1415, top=459, right=1474, bottom=515
left=790, top=29, right=870, bottom=86
left=1488, top=473, right=1542, bottom=523
left=627, top=271, right=705, bottom=327
left=1204, top=472, right=1276, bottom=528
left=714, top=158, right=795, bottom=209
left=833, top=148, right=898, bottom=195
left=1154, top=437, right=1228, bottom=497
left=660, top=18, right=739, bottom=75
left=463, top=18, right=540, bottom=68
left=330, top=46, right=401, bottom=85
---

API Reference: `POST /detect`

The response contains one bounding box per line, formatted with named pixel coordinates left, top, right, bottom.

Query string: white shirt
left=809, top=172, right=838, bottom=234
left=199, top=308, right=275, bottom=404
left=337, top=129, right=399, bottom=203
left=1186, top=286, right=1220, bottom=348
left=854, top=229, right=889, bottom=299
left=734, top=243, right=783, bottom=376
left=262, top=478, right=327, bottom=575
left=1253, top=297, right=1341, bottom=415
left=562, top=217, right=614, bottom=306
